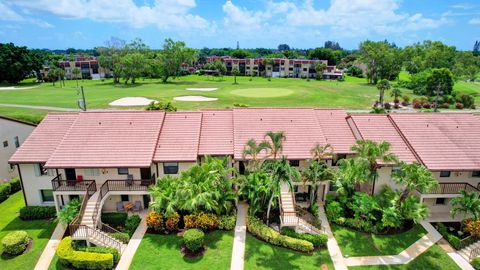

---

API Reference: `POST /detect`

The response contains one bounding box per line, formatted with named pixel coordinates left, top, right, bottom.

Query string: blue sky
left=0, top=0, right=479, bottom=50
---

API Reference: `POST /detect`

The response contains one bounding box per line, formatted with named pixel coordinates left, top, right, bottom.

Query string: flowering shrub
left=422, top=103, right=431, bottom=109
left=146, top=211, right=164, bottom=232
left=456, top=102, right=464, bottom=109
left=464, top=219, right=480, bottom=238
left=165, top=212, right=180, bottom=232
left=413, top=102, right=422, bottom=109
left=184, top=212, right=219, bottom=231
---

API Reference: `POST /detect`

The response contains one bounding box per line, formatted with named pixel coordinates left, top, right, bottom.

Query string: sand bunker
left=173, top=96, right=218, bottom=102
left=185, top=88, right=218, bottom=92
left=0, top=86, right=39, bottom=91
left=109, top=97, right=158, bottom=106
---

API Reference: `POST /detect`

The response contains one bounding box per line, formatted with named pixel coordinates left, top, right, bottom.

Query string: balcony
left=52, top=175, right=96, bottom=193
left=101, top=179, right=155, bottom=193
left=420, top=182, right=479, bottom=195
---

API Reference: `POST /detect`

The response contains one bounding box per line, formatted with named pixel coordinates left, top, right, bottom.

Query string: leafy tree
left=333, top=158, right=370, bottom=197
left=474, top=40, right=480, bottom=56
left=232, top=66, right=240, bottom=84
left=314, top=62, right=327, bottom=80
left=260, top=131, right=286, bottom=160
left=308, top=47, right=340, bottom=65
left=145, top=101, right=177, bottom=111
left=238, top=171, right=271, bottom=216
left=390, top=87, right=402, bottom=103
left=0, top=43, right=43, bottom=84
left=277, top=44, right=290, bottom=51
left=450, top=190, right=480, bottom=220
left=376, top=79, right=391, bottom=107
left=72, top=67, right=81, bottom=87
left=324, top=41, right=342, bottom=50
left=57, top=199, right=81, bottom=224
left=403, top=41, right=456, bottom=74
left=230, top=49, right=249, bottom=59
left=242, top=139, right=266, bottom=172
left=399, top=195, right=429, bottom=224
left=350, top=192, right=379, bottom=221
left=392, top=162, right=438, bottom=202
left=157, top=38, right=196, bottom=83
left=263, top=58, right=274, bottom=78
left=120, top=52, right=146, bottom=84
left=358, top=41, right=401, bottom=84
left=426, top=68, right=454, bottom=96
left=452, top=51, right=480, bottom=81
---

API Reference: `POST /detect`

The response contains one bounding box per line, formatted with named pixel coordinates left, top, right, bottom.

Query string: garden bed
left=331, top=224, right=427, bottom=257
left=434, top=222, right=478, bottom=250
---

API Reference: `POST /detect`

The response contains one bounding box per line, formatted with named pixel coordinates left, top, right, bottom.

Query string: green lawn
left=348, top=245, right=461, bottom=270
left=244, top=234, right=334, bottom=270
left=129, top=230, right=233, bottom=270
left=0, top=192, right=57, bottom=269
left=331, top=224, right=427, bottom=257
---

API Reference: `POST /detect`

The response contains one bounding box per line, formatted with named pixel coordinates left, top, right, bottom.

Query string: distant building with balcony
left=41, top=56, right=112, bottom=80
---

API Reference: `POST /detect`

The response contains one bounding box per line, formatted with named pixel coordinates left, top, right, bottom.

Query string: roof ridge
left=45, top=113, right=81, bottom=166
left=386, top=114, right=425, bottom=166
left=195, top=112, right=203, bottom=159
left=345, top=115, right=364, bottom=141
left=151, top=112, right=167, bottom=167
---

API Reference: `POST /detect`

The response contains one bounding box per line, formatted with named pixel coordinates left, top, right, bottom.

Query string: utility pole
left=78, top=86, right=87, bottom=111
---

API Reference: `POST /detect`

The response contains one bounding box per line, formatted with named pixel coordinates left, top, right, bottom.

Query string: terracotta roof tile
left=199, top=110, right=234, bottom=156
left=9, top=113, right=78, bottom=164
left=315, top=109, right=356, bottom=153
left=45, top=111, right=164, bottom=168
left=153, top=112, right=202, bottom=162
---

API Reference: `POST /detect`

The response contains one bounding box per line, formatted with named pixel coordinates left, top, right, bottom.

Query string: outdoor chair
left=127, top=174, right=133, bottom=186
left=116, top=201, right=125, bottom=212
left=133, top=201, right=142, bottom=212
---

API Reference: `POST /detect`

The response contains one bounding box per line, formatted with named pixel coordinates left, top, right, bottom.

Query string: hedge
left=19, top=206, right=56, bottom=220
left=124, top=215, right=141, bottom=236
left=436, top=223, right=462, bottom=249
left=0, top=183, right=11, bottom=203
left=219, top=215, right=236, bottom=230
left=1, top=230, right=29, bottom=255
left=101, top=213, right=128, bottom=228
left=57, top=237, right=114, bottom=270
left=183, top=229, right=205, bottom=252
left=9, top=177, right=21, bottom=193
left=281, top=227, right=328, bottom=248
left=472, top=257, right=480, bottom=270
left=111, top=232, right=130, bottom=244
left=247, top=216, right=314, bottom=252
left=84, top=247, right=120, bottom=264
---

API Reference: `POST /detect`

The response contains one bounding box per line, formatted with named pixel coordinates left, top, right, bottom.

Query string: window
left=121, top=195, right=129, bottom=202
left=41, top=190, right=54, bottom=202
left=34, top=163, right=48, bottom=176
left=440, top=171, right=451, bottom=177
left=333, top=154, right=347, bottom=166
left=118, top=168, right=129, bottom=175
left=84, top=168, right=100, bottom=176
left=435, top=198, right=446, bottom=205
left=14, top=136, right=19, bottom=148
left=289, top=160, right=300, bottom=167
left=473, top=171, right=480, bottom=177
left=9, top=163, right=15, bottom=170
left=3, top=140, right=8, bottom=148
left=163, top=162, right=179, bottom=174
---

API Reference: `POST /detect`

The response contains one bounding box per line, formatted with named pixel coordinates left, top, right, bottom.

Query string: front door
left=143, top=195, right=151, bottom=209
left=140, top=167, right=151, bottom=179
left=65, top=168, right=76, bottom=181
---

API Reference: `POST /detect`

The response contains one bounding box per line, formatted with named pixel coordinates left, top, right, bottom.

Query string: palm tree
left=310, top=143, right=334, bottom=161
left=333, top=158, right=370, bottom=197
left=243, top=139, right=266, bottom=172
left=260, top=131, right=286, bottom=160
left=390, top=87, right=402, bottom=103
left=232, top=66, right=240, bottom=84
left=392, top=162, right=438, bottom=202
left=302, top=159, right=334, bottom=203
left=238, top=171, right=271, bottom=216
left=314, top=62, right=327, bottom=80
left=72, top=67, right=81, bottom=87
left=399, top=195, right=429, bottom=224
left=350, top=140, right=398, bottom=194
left=262, top=156, right=301, bottom=225
left=376, top=79, right=391, bottom=108
left=450, top=190, right=480, bottom=220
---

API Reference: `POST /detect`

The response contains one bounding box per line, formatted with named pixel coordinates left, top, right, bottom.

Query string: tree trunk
left=162, top=75, right=169, bottom=83
left=266, top=193, right=275, bottom=225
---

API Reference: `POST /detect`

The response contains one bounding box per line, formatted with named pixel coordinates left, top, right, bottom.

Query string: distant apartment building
left=42, top=56, right=112, bottom=80
left=206, top=56, right=344, bottom=79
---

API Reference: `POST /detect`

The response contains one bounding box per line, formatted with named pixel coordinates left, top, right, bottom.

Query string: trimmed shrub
left=111, top=232, right=130, bottom=244
left=247, top=216, right=314, bottom=252
left=57, top=237, right=113, bottom=270
left=281, top=227, right=327, bottom=248
left=84, top=247, right=120, bottom=264
left=146, top=211, right=164, bottom=232
left=219, top=215, right=236, bottom=230
left=472, top=257, right=480, bottom=270
left=124, top=215, right=141, bottom=236
left=436, top=223, right=462, bottom=249
left=183, top=229, right=205, bottom=252
left=184, top=212, right=219, bottom=231
left=165, top=212, right=180, bottom=232
left=326, top=201, right=344, bottom=222
left=0, top=183, right=11, bottom=203
left=1, top=230, right=29, bottom=255
left=442, top=103, right=450, bottom=109
left=383, top=103, right=391, bottom=110
left=8, top=177, right=21, bottom=193
left=102, top=213, right=128, bottom=228
left=422, top=103, right=431, bottom=109
left=456, top=102, right=464, bottom=109
left=19, top=206, right=56, bottom=220
left=413, top=102, right=422, bottom=109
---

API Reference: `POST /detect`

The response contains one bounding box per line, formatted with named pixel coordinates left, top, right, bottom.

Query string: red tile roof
left=9, top=113, right=78, bottom=164
left=233, top=108, right=327, bottom=160
left=153, top=112, right=202, bottom=162
left=198, top=110, right=234, bottom=156
left=348, top=114, right=418, bottom=163
left=45, top=111, right=164, bottom=168
left=315, top=109, right=356, bottom=154
left=389, top=113, right=480, bottom=171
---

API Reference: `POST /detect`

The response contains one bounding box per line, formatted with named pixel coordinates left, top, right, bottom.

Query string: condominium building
left=42, top=56, right=112, bottom=80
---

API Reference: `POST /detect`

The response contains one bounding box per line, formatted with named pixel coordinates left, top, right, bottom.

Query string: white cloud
left=469, top=18, right=480, bottom=25
left=0, top=2, right=24, bottom=21
left=6, top=0, right=209, bottom=30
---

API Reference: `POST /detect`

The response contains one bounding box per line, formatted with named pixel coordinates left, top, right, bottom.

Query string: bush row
left=19, top=205, right=56, bottom=220
left=0, top=177, right=21, bottom=203
left=1, top=230, right=29, bottom=255
left=111, top=232, right=130, bottom=244
left=146, top=211, right=236, bottom=233
left=101, top=213, right=128, bottom=228
left=436, top=223, right=462, bottom=249
left=247, top=216, right=314, bottom=253
left=184, top=212, right=219, bottom=231
left=280, top=227, right=327, bottom=248
left=57, top=237, right=114, bottom=270
left=124, top=215, right=141, bottom=236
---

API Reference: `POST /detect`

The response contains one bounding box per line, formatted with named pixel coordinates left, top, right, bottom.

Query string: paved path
left=318, top=205, right=348, bottom=270
left=115, top=214, right=148, bottom=270
left=34, top=223, right=66, bottom=270
left=0, top=103, right=80, bottom=111
left=448, top=252, right=475, bottom=270
left=230, top=202, right=248, bottom=270
left=345, top=221, right=442, bottom=267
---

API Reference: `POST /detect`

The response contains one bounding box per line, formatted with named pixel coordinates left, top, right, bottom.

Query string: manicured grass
left=0, top=192, right=57, bottom=269
left=129, top=231, right=233, bottom=270
left=348, top=245, right=461, bottom=270
left=230, top=87, right=294, bottom=97
left=331, top=224, right=427, bottom=257
left=244, top=233, right=334, bottom=270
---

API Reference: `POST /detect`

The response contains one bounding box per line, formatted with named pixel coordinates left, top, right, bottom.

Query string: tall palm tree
left=376, top=79, right=391, bottom=108
left=302, top=159, right=334, bottom=203
left=392, top=161, right=438, bottom=201
left=310, top=143, right=334, bottom=161
left=350, top=140, right=398, bottom=194
left=450, top=190, right=480, bottom=220
left=262, top=156, right=301, bottom=225
left=72, top=67, right=81, bottom=87
left=390, top=87, right=402, bottom=103
left=243, top=139, right=266, bottom=172
left=260, top=131, right=286, bottom=160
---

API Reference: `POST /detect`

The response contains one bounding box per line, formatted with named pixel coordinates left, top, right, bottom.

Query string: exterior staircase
left=458, top=240, right=480, bottom=262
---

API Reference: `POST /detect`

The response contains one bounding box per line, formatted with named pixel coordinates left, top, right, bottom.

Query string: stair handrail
left=69, top=181, right=97, bottom=236
left=470, top=246, right=480, bottom=261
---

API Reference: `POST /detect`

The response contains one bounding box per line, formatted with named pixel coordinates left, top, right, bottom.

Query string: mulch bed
left=180, top=244, right=206, bottom=259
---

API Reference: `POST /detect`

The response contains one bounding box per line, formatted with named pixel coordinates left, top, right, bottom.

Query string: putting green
left=230, top=88, right=294, bottom=98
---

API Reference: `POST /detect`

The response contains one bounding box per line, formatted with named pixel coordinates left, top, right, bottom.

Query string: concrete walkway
left=448, top=252, right=475, bottom=270
left=115, top=214, right=148, bottom=270
left=0, top=103, right=80, bottom=111
left=345, top=221, right=442, bottom=267
left=318, top=205, right=348, bottom=270
left=34, top=223, right=66, bottom=270
left=230, top=202, right=248, bottom=270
